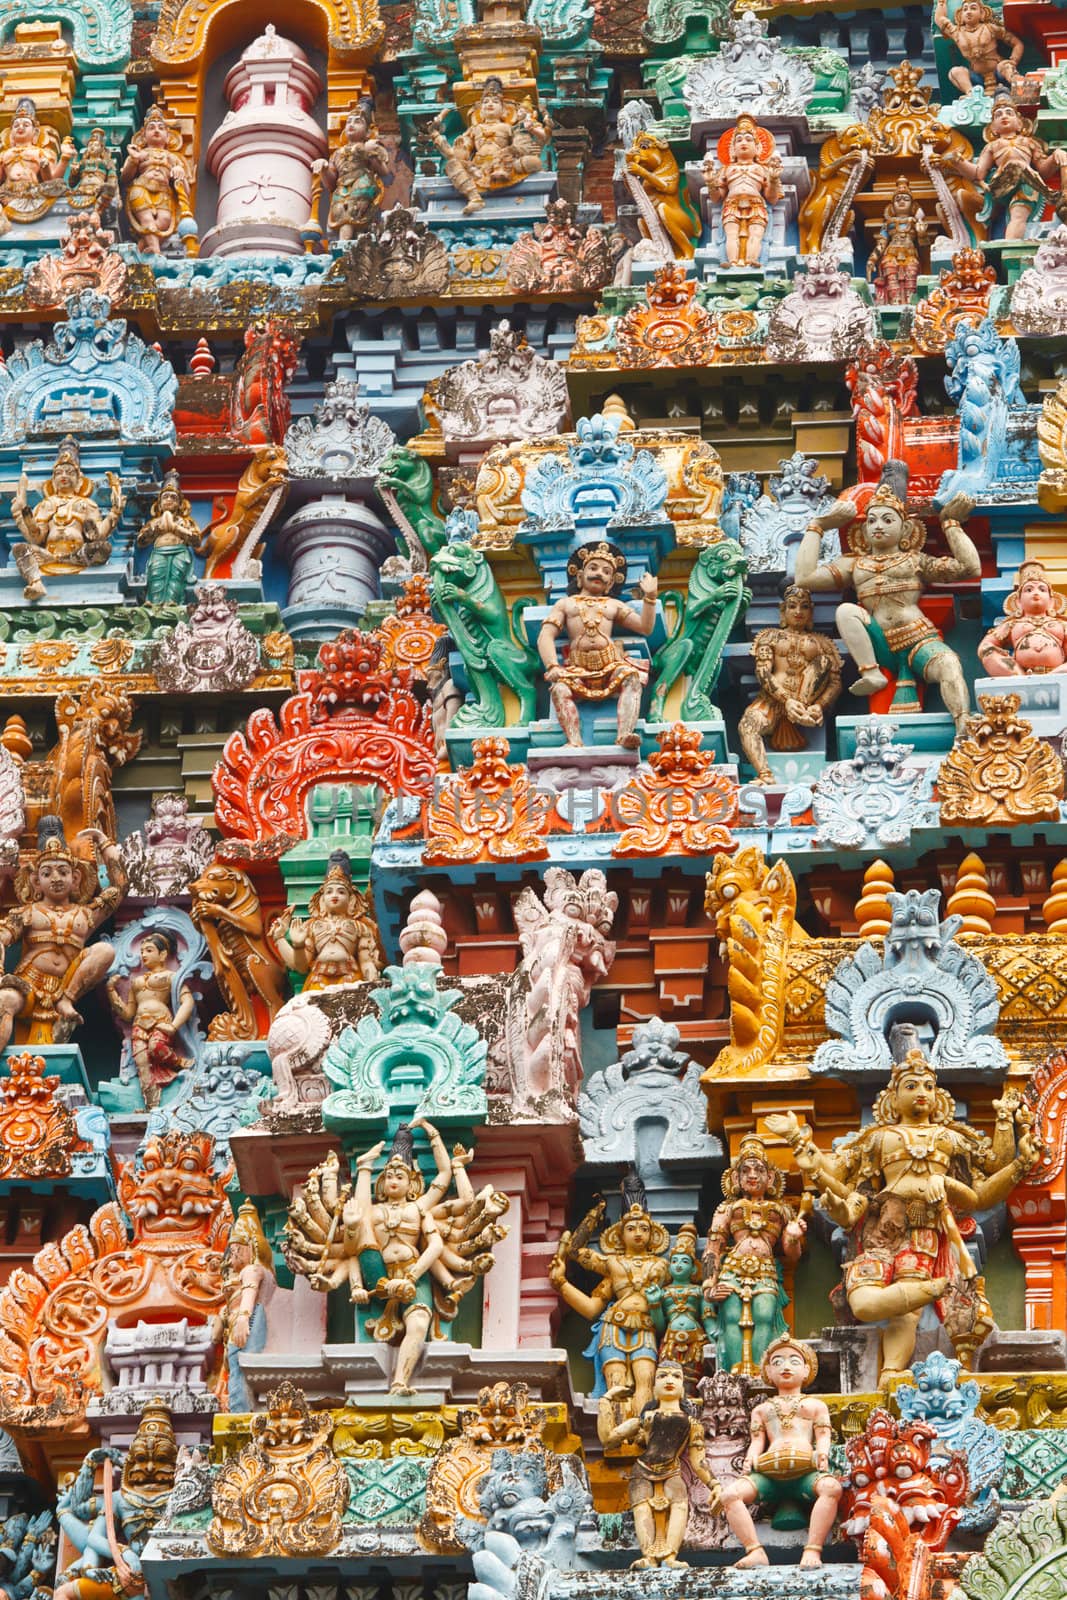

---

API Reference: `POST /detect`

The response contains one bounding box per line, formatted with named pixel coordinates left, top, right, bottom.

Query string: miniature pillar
left=855, top=859, right=895, bottom=939
left=276, top=499, right=395, bottom=639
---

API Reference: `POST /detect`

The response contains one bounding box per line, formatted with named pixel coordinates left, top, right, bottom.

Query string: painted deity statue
left=646, top=1223, right=716, bottom=1391
left=432, top=77, right=551, bottom=214
left=738, top=586, right=841, bottom=784
left=213, top=1199, right=276, bottom=1413
left=538, top=541, right=657, bottom=751
left=285, top=1121, right=509, bottom=1394
left=978, top=559, right=1067, bottom=675
left=934, top=0, right=1023, bottom=96
left=703, top=115, right=783, bottom=268
left=53, top=1400, right=178, bottom=1600
left=269, top=849, right=382, bottom=989
left=605, top=1362, right=721, bottom=1569
left=701, top=1136, right=806, bottom=1376
left=550, top=1174, right=670, bottom=1419
left=107, top=930, right=195, bottom=1110
left=795, top=462, right=980, bottom=732
left=721, top=1337, right=841, bottom=1570
left=11, top=437, right=123, bottom=601
left=137, top=471, right=200, bottom=604
left=0, top=97, right=74, bottom=229
left=768, top=1051, right=1039, bottom=1381
left=938, top=97, right=1067, bottom=240
left=316, top=98, right=391, bottom=239
left=0, top=817, right=125, bottom=1051
left=68, top=128, right=118, bottom=212
left=121, top=105, right=196, bottom=255
left=867, top=177, right=927, bottom=304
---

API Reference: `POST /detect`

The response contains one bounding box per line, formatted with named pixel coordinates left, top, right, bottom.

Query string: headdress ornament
left=567, top=539, right=628, bottom=594
left=374, top=1121, right=424, bottom=1199
left=760, top=1334, right=818, bottom=1388
left=723, top=1132, right=785, bottom=1198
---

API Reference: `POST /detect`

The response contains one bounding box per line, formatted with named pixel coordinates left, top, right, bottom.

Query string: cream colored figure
left=703, top=115, right=783, bottom=268
left=107, top=930, right=194, bottom=1110
left=721, top=1336, right=841, bottom=1570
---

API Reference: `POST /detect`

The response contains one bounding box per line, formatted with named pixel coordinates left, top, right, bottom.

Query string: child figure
left=646, top=1223, right=716, bottom=1391
left=107, top=930, right=194, bottom=1110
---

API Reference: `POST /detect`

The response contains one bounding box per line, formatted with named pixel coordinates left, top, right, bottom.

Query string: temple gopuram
left=2, top=0, right=1067, bottom=1597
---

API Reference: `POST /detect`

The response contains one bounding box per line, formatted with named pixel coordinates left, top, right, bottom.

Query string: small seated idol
left=432, top=77, right=551, bottom=214
left=107, top=930, right=195, bottom=1110
left=537, top=542, right=658, bottom=751
left=978, top=559, right=1067, bottom=675
left=738, top=586, right=841, bottom=784
left=269, top=849, right=383, bottom=988
left=0, top=816, right=126, bottom=1050
left=604, top=1361, right=722, bottom=1569
left=11, top=437, right=123, bottom=600
left=316, top=98, right=391, bottom=239
left=137, top=471, right=201, bottom=604
left=68, top=128, right=118, bottom=212
left=934, top=0, right=1023, bottom=96
left=703, top=114, right=783, bottom=268
left=768, top=1050, right=1038, bottom=1380
left=795, top=461, right=980, bottom=732
left=0, top=98, right=74, bottom=226
left=720, top=1336, right=841, bottom=1570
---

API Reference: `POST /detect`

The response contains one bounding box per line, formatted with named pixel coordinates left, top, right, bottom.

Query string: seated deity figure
left=978, top=559, right=1067, bottom=675
left=68, top=127, right=118, bottom=212
left=738, top=586, right=841, bottom=783
left=136, top=471, right=201, bottom=604
left=768, top=1051, right=1039, bottom=1382
left=316, top=98, right=391, bottom=240
left=794, top=461, right=980, bottom=732
left=432, top=77, right=551, bottom=214
left=702, top=114, right=783, bottom=268
left=54, top=1401, right=178, bottom=1600
left=121, top=104, right=196, bottom=255
left=11, top=438, right=123, bottom=601
left=0, top=817, right=126, bottom=1050
left=934, top=0, right=1024, bottom=96
left=269, top=849, right=382, bottom=989
left=0, top=97, right=74, bottom=228
left=538, top=542, right=657, bottom=750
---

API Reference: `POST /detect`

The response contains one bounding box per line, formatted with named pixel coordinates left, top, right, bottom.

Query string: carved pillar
left=200, top=27, right=328, bottom=257
left=473, top=1127, right=577, bottom=1349
left=1010, top=1049, right=1067, bottom=1333
left=275, top=498, right=395, bottom=638
left=552, top=125, right=592, bottom=206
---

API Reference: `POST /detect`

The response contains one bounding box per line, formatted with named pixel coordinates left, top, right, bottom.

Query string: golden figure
left=701, top=1135, right=806, bottom=1376
left=549, top=1175, right=670, bottom=1420
left=269, top=849, right=382, bottom=989
left=797, top=125, right=874, bottom=255
left=738, top=587, right=841, bottom=784
left=604, top=1361, right=721, bottom=1569
left=432, top=78, right=551, bottom=214
left=0, top=817, right=126, bottom=1051
left=190, top=861, right=288, bottom=1041
left=121, top=104, right=196, bottom=255
left=106, top=930, right=195, bottom=1110
left=537, top=541, right=657, bottom=751
left=721, top=1336, right=841, bottom=1570
left=0, top=97, right=74, bottom=229
left=703, top=115, right=783, bottom=268
left=624, top=132, right=701, bottom=259
left=767, top=1050, right=1039, bottom=1381
left=11, top=437, right=123, bottom=601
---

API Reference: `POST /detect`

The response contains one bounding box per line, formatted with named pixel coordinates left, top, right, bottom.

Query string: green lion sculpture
left=377, top=446, right=447, bottom=563
left=430, top=539, right=540, bottom=727
left=650, top=541, right=751, bottom=722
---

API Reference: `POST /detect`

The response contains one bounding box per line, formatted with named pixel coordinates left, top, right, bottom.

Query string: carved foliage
left=422, top=738, right=552, bottom=864
left=938, top=696, right=1064, bottom=827
left=602, top=723, right=739, bottom=856
left=0, top=1052, right=90, bottom=1180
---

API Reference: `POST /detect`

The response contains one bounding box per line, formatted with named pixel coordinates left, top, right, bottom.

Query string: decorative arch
left=0, top=0, right=131, bottom=67
left=213, top=635, right=435, bottom=841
